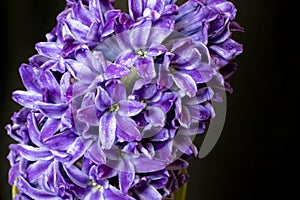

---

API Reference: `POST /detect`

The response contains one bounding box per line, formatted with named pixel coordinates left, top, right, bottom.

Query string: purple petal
left=39, top=70, right=61, bottom=102
left=105, top=185, right=135, bottom=200
left=154, top=92, right=176, bottom=113
left=10, top=144, right=53, bottom=161
left=12, top=91, right=42, bottom=108
left=85, top=190, right=103, bottom=200
left=99, top=112, right=117, bottom=149
left=177, top=122, right=206, bottom=136
left=119, top=171, right=135, bottom=194
left=144, top=106, right=165, bottom=127
left=60, top=72, right=73, bottom=102
left=147, top=170, right=169, bottom=189
left=146, top=0, right=164, bottom=14
left=135, top=57, right=156, bottom=81
left=65, top=59, right=96, bottom=84
left=180, top=64, right=215, bottom=83
left=148, top=128, right=169, bottom=141
left=63, top=164, right=90, bottom=188
left=97, top=164, right=118, bottom=180
left=173, top=134, right=194, bottom=155
left=128, top=0, right=145, bottom=19
left=27, top=160, right=51, bottom=182
left=27, top=113, right=43, bottom=146
left=184, top=87, right=214, bottom=105
left=133, top=156, right=168, bottom=173
left=8, top=164, right=19, bottom=185
left=189, top=104, right=211, bottom=121
left=81, top=91, right=96, bottom=107
left=116, top=115, right=141, bottom=141
left=34, top=102, right=69, bottom=119
left=35, top=42, right=62, bottom=59
left=66, top=137, right=93, bottom=166
left=43, top=130, right=76, bottom=151
left=149, top=16, right=174, bottom=43
left=130, top=20, right=152, bottom=49
left=179, top=105, right=191, bottom=128
left=95, top=86, right=113, bottom=111
left=75, top=49, right=106, bottom=74
left=72, top=0, right=92, bottom=26
left=18, top=177, right=59, bottom=199
left=210, top=38, right=243, bottom=61
left=104, top=63, right=131, bottom=79
left=40, top=118, right=61, bottom=141
left=108, top=81, right=127, bottom=102
left=64, top=19, right=89, bottom=41
left=115, top=51, right=139, bottom=67
left=118, top=100, right=146, bottom=117
left=142, top=125, right=163, bottom=139
left=77, top=105, right=99, bottom=126
left=87, top=142, right=106, bottom=165
left=139, top=142, right=155, bottom=158
left=171, top=72, right=197, bottom=97
left=157, top=69, right=173, bottom=90
left=19, top=64, right=42, bottom=93
left=136, top=185, right=162, bottom=200
left=146, top=44, right=167, bottom=57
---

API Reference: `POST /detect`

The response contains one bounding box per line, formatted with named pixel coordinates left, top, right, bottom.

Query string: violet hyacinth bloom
left=6, top=0, right=243, bottom=199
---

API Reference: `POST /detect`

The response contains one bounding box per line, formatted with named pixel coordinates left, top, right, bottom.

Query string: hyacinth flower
left=6, top=0, right=243, bottom=199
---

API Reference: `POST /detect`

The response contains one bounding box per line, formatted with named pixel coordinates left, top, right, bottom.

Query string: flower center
left=136, top=50, right=147, bottom=58
left=109, top=103, right=120, bottom=112
left=91, top=180, right=102, bottom=190
left=169, top=65, right=176, bottom=72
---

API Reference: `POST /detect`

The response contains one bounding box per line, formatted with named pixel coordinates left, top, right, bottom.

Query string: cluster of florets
left=6, top=0, right=242, bottom=199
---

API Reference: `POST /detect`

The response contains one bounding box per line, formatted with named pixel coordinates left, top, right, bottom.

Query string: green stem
left=12, top=185, right=19, bottom=199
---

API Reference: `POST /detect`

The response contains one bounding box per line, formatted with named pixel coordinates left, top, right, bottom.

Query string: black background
left=1, top=0, right=298, bottom=199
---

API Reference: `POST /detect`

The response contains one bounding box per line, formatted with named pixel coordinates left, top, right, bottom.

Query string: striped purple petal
left=99, top=112, right=117, bottom=149
left=118, top=100, right=146, bottom=117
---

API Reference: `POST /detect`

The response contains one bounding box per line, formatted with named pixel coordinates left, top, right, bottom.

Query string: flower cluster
left=6, top=0, right=243, bottom=199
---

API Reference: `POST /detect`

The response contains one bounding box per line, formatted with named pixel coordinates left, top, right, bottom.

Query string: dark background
left=1, top=0, right=298, bottom=199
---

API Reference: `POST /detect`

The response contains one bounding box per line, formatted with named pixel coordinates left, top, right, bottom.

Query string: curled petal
left=95, top=86, right=113, bottom=111
left=65, top=59, right=96, bottom=84
left=210, top=39, right=243, bottom=61
left=12, top=91, right=42, bottom=108
left=145, top=106, right=165, bottom=127
left=171, top=72, right=197, bottom=97
left=19, top=64, right=41, bottom=93
left=10, top=144, right=53, bottom=161
left=27, top=160, right=51, bottom=182
left=63, top=164, right=90, bottom=188
left=35, top=42, right=62, bottom=59
left=17, top=177, right=60, bottom=199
